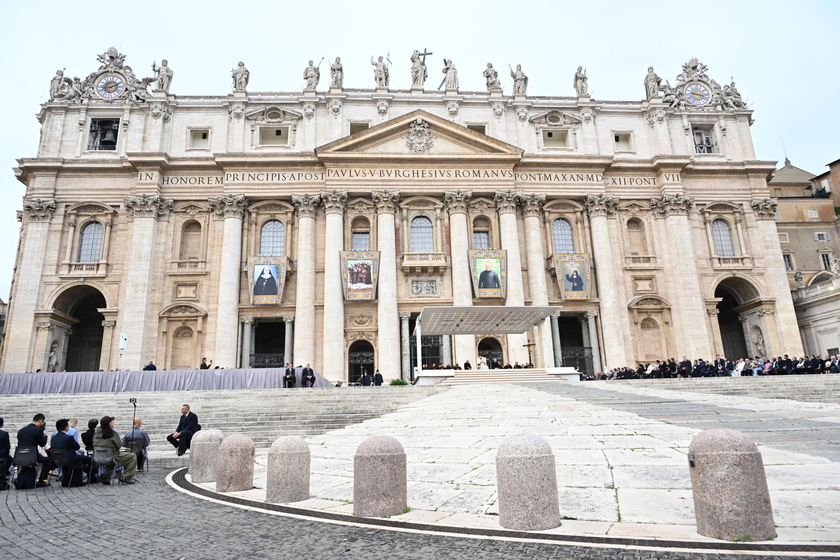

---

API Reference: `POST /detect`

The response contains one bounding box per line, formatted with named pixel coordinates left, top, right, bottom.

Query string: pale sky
left=0, top=0, right=838, bottom=301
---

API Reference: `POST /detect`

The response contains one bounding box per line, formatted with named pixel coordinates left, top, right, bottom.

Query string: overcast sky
left=0, top=0, right=838, bottom=301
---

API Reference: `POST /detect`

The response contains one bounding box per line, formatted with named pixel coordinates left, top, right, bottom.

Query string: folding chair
left=123, top=438, right=147, bottom=472
left=10, top=445, right=38, bottom=488
left=50, top=449, right=85, bottom=487
left=91, top=446, right=122, bottom=485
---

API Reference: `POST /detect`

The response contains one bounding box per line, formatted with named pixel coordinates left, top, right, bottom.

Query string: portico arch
left=44, top=285, right=108, bottom=372
left=713, top=276, right=762, bottom=359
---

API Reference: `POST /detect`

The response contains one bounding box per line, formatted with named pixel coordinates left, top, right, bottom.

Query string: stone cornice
left=124, top=194, right=174, bottom=220
left=208, top=194, right=247, bottom=220
left=371, top=190, right=400, bottom=214
left=443, top=190, right=472, bottom=215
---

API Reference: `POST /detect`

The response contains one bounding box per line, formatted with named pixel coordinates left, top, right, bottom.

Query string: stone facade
left=1, top=49, right=806, bottom=378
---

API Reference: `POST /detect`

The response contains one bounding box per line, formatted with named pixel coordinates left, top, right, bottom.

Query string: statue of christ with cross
left=410, top=48, right=433, bottom=88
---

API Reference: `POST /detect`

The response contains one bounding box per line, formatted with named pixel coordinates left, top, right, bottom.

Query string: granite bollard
left=353, top=435, right=407, bottom=517
left=189, top=429, right=225, bottom=483
left=688, top=428, right=776, bottom=541
left=215, top=433, right=255, bottom=493
left=496, top=433, right=561, bottom=531
left=266, top=436, right=310, bottom=504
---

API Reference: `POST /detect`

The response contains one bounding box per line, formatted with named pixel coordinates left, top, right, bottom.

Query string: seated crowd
left=422, top=359, right=535, bottom=370
left=584, top=354, right=840, bottom=380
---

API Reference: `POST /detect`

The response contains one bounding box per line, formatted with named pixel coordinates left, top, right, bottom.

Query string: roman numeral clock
left=684, top=82, right=710, bottom=106
left=96, top=74, right=126, bottom=99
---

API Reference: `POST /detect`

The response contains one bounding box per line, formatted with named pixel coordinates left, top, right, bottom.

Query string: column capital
left=208, top=194, right=247, bottom=220
left=241, top=316, right=254, bottom=325
left=399, top=311, right=411, bottom=319
left=650, top=193, right=693, bottom=218
left=520, top=193, right=546, bottom=218
left=292, top=193, right=320, bottom=218
left=35, top=321, right=54, bottom=331
left=751, top=197, right=778, bottom=220
left=551, top=311, right=562, bottom=318
left=125, top=194, right=174, bottom=220
left=443, top=189, right=472, bottom=215
left=494, top=189, right=520, bottom=214
left=22, top=198, right=56, bottom=222
left=320, top=190, right=348, bottom=214
left=283, top=315, right=295, bottom=324
left=371, top=190, right=400, bottom=214
left=706, top=308, right=720, bottom=317
left=584, top=194, right=618, bottom=218
left=102, top=320, right=117, bottom=329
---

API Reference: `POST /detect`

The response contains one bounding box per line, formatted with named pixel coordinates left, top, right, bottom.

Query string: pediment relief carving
left=400, top=196, right=442, bottom=210
left=701, top=201, right=741, bottom=214
left=66, top=201, right=117, bottom=216
left=245, top=106, right=302, bottom=123
left=628, top=295, right=671, bottom=309
left=160, top=303, right=207, bottom=317
left=249, top=200, right=294, bottom=214
left=529, top=110, right=582, bottom=127
left=544, top=200, right=583, bottom=213
left=469, top=198, right=495, bottom=213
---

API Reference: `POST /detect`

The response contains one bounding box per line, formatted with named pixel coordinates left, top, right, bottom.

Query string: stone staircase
left=611, top=374, right=840, bottom=404
left=0, top=386, right=443, bottom=468
left=438, top=369, right=565, bottom=385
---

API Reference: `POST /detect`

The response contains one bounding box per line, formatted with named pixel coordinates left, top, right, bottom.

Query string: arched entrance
left=478, top=337, right=503, bottom=365
left=348, top=340, right=374, bottom=382
left=54, top=286, right=106, bottom=372
left=714, top=277, right=759, bottom=360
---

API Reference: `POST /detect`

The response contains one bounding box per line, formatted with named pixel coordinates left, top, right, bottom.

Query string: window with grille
left=552, top=218, right=574, bottom=253
left=712, top=219, right=735, bottom=257
left=692, top=126, right=717, bottom=154
left=260, top=220, right=285, bottom=256
left=472, top=217, right=491, bottom=250
left=782, top=254, right=794, bottom=271
left=410, top=216, right=434, bottom=252
left=78, top=222, right=104, bottom=262
left=821, top=253, right=832, bottom=270
left=352, top=232, right=370, bottom=251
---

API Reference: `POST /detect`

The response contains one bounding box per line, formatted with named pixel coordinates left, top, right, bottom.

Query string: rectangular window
left=778, top=233, right=789, bottom=243
left=467, top=125, right=486, bottom=134
left=542, top=129, right=569, bottom=148
left=692, top=125, right=717, bottom=154
left=473, top=231, right=490, bottom=250
left=822, top=179, right=830, bottom=191
left=613, top=132, right=633, bottom=152
left=774, top=211, right=782, bottom=219
left=349, top=123, right=369, bottom=135
left=259, top=127, right=289, bottom=146
left=815, top=232, right=830, bottom=242
left=351, top=232, right=370, bottom=251
left=782, top=254, right=794, bottom=271
left=809, top=210, right=820, bottom=219
left=189, top=129, right=210, bottom=150
left=88, top=119, right=120, bottom=151
left=821, top=253, right=832, bottom=270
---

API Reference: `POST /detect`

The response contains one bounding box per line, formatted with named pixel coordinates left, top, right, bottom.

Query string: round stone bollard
left=215, top=433, right=255, bottom=493
left=496, top=433, right=561, bottom=531
left=266, top=436, right=310, bottom=504
left=688, top=428, right=776, bottom=541
left=189, top=429, right=225, bottom=483
left=353, top=435, right=407, bottom=517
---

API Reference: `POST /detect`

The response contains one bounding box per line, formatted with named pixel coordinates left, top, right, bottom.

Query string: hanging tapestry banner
left=341, top=251, right=380, bottom=301
left=553, top=253, right=591, bottom=300
left=248, top=256, right=287, bottom=305
left=469, top=249, right=507, bottom=299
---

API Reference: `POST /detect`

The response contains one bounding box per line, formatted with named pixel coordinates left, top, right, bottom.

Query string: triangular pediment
left=315, top=110, right=522, bottom=162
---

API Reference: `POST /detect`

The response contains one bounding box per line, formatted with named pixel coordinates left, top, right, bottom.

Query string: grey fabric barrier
left=0, top=367, right=333, bottom=395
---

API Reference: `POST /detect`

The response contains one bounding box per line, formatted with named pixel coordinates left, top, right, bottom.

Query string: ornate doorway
left=348, top=340, right=375, bottom=382
left=478, top=337, right=503, bottom=365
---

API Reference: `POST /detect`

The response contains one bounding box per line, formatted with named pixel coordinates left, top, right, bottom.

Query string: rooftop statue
left=371, top=55, right=389, bottom=87
left=330, top=57, right=343, bottom=88
left=510, top=64, right=528, bottom=95
left=153, top=59, right=174, bottom=93
left=573, top=66, right=588, bottom=96
left=483, top=63, right=502, bottom=93
left=442, top=59, right=458, bottom=91
left=303, top=59, right=321, bottom=91
left=232, top=61, right=249, bottom=91
left=644, top=67, right=661, bottom=99
left=410, top=50, right=428, bottom=88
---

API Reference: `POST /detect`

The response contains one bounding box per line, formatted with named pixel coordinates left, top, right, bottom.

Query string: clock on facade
left=684, top=83, right=710, bottom=106
left=96, top=74, right=125, bottom=99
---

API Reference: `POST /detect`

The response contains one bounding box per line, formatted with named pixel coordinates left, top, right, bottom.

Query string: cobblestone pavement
left=527, top=382, right=840, bottom=462
left=0, top=469, right=835, bottom=560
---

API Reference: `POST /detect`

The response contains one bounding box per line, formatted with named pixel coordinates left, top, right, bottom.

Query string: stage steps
left=437, top=369, right=565, bottom=385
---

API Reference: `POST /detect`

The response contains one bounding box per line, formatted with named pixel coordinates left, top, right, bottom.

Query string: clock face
left=96, top=74, right=125, bottom=99
left=685, top=83, right=710, bottom=106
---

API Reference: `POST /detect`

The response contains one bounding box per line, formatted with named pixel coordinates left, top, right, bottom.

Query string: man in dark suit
left=283, top=363, right=296, bottom=388
left=17, top=413, right=51, bottom=487
left=302, top=363, right=315, bottom=388
left=166, top=404, right=200, bottom=456
left=0, top=418, right=12, bottom=489
left=50, top=419, right=92, bottom=486
left=678, top=356, right=692, bottom=378
left=713, top=355, right=726, bottom=376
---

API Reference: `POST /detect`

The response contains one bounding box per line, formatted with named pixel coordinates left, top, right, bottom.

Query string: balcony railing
left=401, top=252, right=447, bottom=274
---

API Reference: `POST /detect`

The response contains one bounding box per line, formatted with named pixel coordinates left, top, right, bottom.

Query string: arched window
left=472, top=217, right=491, bottom=250
left=552, top=218, right=574, bottom=253
left=77, top=221, right=104, bottom=262
left=410, top=216, right=434, bottom=252
left=179, top=221, right=202, bottom=262
left=351, top=217, right=371, bottom=251
left=626, top=218, right=648, bottom=256
left=260, top=220, right=285, bottom=256
left=712, top=219, right=735, bottom=257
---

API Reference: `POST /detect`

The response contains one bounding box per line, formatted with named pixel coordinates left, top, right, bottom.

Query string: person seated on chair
left=303, top=363, right=316, bottom=388
left=122, top=417, right=150, bottom=472
left=81, top=418, right=97, bottom=452
left=283, top=363, right=296, bottom=388
left=167, top=404, right=199, bottom=456
left=93, top=416, right=136, bottom=485
left=16, top=413, right=51, bottom=488
left=51, top=418, right=92, bottom=486
left=142, top=361, right=157, bottom=371
left=0, top=418, right=12, bottom=489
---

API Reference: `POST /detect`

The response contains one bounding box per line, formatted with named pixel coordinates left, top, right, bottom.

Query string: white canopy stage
left=413, top=306, right=561, bottom=377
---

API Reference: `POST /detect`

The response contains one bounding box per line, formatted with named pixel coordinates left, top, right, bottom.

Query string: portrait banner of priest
left=248, top=256, right=287, bottom=305
left=341, top=251, right=380, bottom=301
left=553, top=253, right=590, bottom=300
left=469, top=249, right=506, bottom=299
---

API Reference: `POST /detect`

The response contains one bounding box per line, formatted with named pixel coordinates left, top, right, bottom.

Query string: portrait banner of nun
left=340, top=251, right=380, bottom=301
left=553, top=253, right=590, bottom=301
left=248, top=256, right=287, bottom=305
left=468, top=249, right=506, bottom=299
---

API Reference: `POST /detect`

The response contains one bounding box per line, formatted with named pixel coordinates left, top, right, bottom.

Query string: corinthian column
left=209, top=194, right=247, bottom=368
left=372, top=190, right=400, bottom=379
left=495, top=190, right=528, bottom=365
left=751, top=198, right=804, bottom=356
left=444, top=190, right=475, bottom=367
left=321, top=190, right=347, bottom=379
left=292, top=194, right=319, bottom=368
left=650, top=194, right=710, bottom=358
left=584, top=194, right=626, bottom=369
left=2, top=199, right=56, bottom=373
left=521, top=193, right=553, bottom=367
